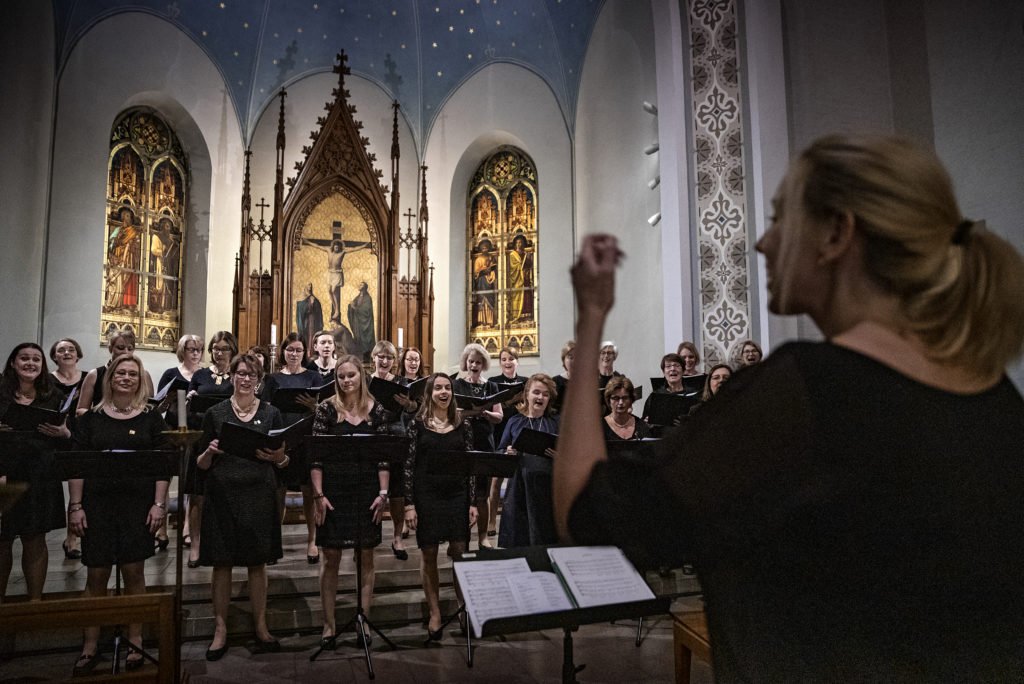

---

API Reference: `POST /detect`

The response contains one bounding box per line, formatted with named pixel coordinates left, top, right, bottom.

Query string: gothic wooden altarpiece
left=467, top=147, right=539, bottom=356
left=235, top=51, right=434, bottom=370
left=102, top=108, right=188, bottom=350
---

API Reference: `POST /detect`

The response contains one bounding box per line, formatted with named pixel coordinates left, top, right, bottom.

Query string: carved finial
left=419, top=164, right=429, bottom=225
left=391, top=100, right=400, bottom=160
left=333, top=50, right=350, bottom=89
left=276, top=91, right=287, bottom=150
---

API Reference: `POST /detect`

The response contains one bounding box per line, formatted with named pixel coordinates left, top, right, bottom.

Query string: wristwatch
left=378, top=489, right=389, bottom=497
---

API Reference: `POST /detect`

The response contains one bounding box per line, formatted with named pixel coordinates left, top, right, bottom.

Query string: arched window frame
left=466, top=147, right=540, bottom=357
left=101, top=108, right=189, bottom=350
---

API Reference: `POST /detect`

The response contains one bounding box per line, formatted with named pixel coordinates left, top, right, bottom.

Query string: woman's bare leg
left=389, top=496, right=406, bottom=551
left=320, top=548, right=342, bottom=638
left=120, top=561, right=147, bottom=652
left=81, top=565, right=113, bottom=656
left=187, top=495, right=203, bottom=563
left=248, top=565, right=273, bottom=641
left=420, top=544, right=441, bottom=632
left=20, top=533, right=48, bottom=600
left=210, top=567, right=231, bottom=650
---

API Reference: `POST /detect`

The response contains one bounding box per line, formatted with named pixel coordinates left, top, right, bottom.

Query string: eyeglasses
left=663, top=363, right=683, bottom=371
left=234, top=371, right=258, bottom=380
left=113, top=370, right=140, bottom=378
left=599, top=351, right=616, bottom=357
left=212, top=346, right=233, bottom=353
left=285, top=347, right=304, bottom=355
left=184, top=347, right=202, bottom=354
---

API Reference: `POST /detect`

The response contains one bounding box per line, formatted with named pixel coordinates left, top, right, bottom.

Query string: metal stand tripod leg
left=561, top=626, right=585, bottom=684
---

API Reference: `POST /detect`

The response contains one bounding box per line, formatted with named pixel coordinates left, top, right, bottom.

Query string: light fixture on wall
left=648, top=176, right=660, bottom=190
left=643, top=101, right=658, bottom=116
left=643, top=142, right=659, bottom=155
left=648, top=212, right=662, bottom=227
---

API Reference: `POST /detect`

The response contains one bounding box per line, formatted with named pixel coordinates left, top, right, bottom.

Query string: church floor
left=0, top=522, right=711, bottom=683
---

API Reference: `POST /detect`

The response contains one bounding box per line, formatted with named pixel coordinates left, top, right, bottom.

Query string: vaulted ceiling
left=54, top=0, right=607, bottom=148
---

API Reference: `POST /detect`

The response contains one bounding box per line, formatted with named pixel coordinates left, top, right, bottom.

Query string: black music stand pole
left=60, top=449, right=175, bottom=676
left=307, top=434, right=406, bottom=678
left=162, top=427, right=201, bottom=683
left=429, top=449, right=520, bottom=667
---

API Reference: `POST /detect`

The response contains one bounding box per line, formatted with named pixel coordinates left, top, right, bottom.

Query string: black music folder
left=454, top=383, right=524, bottom=410
left=646, top=392, right=701, bottom=426
left=1, top=388, right=77, bottom=431
left=511, top=427, right=558, bottom=456
left=270, top=382, right=335, bottom=414
left=217, top=416, right=312, bottom=460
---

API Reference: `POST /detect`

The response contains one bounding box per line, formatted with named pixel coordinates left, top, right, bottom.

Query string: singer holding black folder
left=196, top=352, right=286, bottom=660
left=67, top=353, right=169, bottom=675
left=310, top=354, right=391, bottom=648
left=262, top=332, right=321, bottom=564
left=497, top=373, right=559, bottom=548
left=403, top=373, right=477, bottom=640
left=0, top=343, right=71, bottom=603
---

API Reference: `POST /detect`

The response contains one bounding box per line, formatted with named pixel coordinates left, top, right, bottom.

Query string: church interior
left=1, top=0, right=1022, bottom=680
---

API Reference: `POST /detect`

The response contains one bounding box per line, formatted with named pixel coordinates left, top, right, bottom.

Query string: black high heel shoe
left=187, top=558, right=200, bottom=569
left=427, top=627, right=443, bottom=642
left=125, top=653, right=144, bottom=671
left=391, top=542, right=408, bottom=561
left=155, top=537, right=169, bottom=552
left=62, top=541, right=81, bottom=560
left=72, top=652, right=99, bottom=676
left=205, top=643, right=228, bottom=661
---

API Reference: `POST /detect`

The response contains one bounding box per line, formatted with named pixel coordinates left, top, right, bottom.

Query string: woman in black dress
left=403, top=373, right=476, bottom=639
left=196, top=352, right=286, bottom=660
left=49, top=337, right=86, bottom=559
left=497, top=374, right=560, bottom=547
left=602, top=377, right=651, bottom=441
left=184, top=331, right=237, bottom=567
left=77, top=330, right=154, bottom=415
left=551, top=340, right=575, bottom=414
left=486, top=345, right=527, bottom=538
left=390, top=345, right=426, bottom=554
left=262, top=332, right=321, bottom=563
left=68, top=353, right=169, bottom=674
left=452, top=343, right=502, bottom=548
left=311, top=355, right=391, bottom=648
left=0, top=343, right=71, bottom=602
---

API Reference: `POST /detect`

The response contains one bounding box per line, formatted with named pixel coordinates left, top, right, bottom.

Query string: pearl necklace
left=211, top=365, right=230, bottom=385
left=111, top=404, right=134, bottom=415
left=232, top=396, right=257, bottom=416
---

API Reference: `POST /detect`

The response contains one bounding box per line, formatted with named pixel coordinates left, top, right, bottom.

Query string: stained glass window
left=467, top=147, right=539, bottom=356
left=101, top=109, right=188, bottom=350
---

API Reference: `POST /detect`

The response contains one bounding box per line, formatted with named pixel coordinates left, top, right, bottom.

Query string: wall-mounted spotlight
left=644, top=142, right=659, bottom=156
left=648, top=212, right=662, bottom=227
left=643, top=101, right=658, bottom=116
left=648, top=176, right=660, bottom=190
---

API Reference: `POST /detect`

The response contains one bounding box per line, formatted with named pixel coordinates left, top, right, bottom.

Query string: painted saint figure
left=347, top=281, right=375, bottom=362
left=472, top=239, right=497, bottom=328
left=507, top=234, right=534, bottom=323
left=105, top=206, right=141, bottom=310
left=296, top=283, right=325, bottom=353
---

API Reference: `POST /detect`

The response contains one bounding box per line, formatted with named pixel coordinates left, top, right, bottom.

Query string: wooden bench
left=672, top=609, right=711, bottom=684
left=0, top=592, right=177, bottom=683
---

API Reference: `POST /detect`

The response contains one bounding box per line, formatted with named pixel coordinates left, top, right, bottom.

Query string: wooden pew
left=0, top=592, right=177, bottom=683
left=672, top=609, right=711, bottom=684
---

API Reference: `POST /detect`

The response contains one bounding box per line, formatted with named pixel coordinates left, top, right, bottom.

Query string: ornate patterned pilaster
left=687, top=0, right=752, bottom=367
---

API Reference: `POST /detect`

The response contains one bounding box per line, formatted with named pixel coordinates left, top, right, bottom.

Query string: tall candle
left=176, top=390, right=187, bottom=428
left=398, top=327, right=404, bottom=349
left=270, top=324, right=277, bottom=345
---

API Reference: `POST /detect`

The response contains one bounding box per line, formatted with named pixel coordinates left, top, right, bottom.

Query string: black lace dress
left=404, top=419, right=475, bottom=546
left=197, top=400, right=284, bottom=567
left=311, top=400, right=390, bottom=548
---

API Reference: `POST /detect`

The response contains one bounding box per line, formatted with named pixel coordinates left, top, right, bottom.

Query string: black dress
left=50, top=371, right=85, bottom=429
left=311, top=400, right=389, bottom=549
left=601, top=416, right=652, bottom=441
left=197, top=400, right=284, bottom=567
left=404, top=419, right=475, bottom=546
left=0, top=394, right=67, bottom=540
left=309, top=362, right=336, bottom=385
left=570, top=342, right=1024, bottom=682
left=157, top=366, right=190, bottom=428
left=496, top=413, right=559, bottom=547
left=183, top=367, right=234, bottom=493
left=261, top=369, right=320, bottom=489
left=73, top=409, right=169, bottom=566
left=488, top=372, right=527, bottom=450
left=452, top=378, right=499, bottom=499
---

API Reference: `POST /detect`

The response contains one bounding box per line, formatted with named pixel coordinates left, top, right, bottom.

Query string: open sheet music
left=454, top=546, right=655, bottom=638
left=1, top=388, right=78, bottom=431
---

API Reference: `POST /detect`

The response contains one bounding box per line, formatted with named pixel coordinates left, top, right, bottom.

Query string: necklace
left=232, top=396, right=257, bottom=415
left=428, top=414, right=451, bottom=430
left=211, top=365, right=230, bottom=385
left=111, top=404, right=134, bottom=415
left=612, top=414, right=632, bottom=428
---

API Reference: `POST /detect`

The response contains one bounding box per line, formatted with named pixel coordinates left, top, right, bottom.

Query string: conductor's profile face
left=431, top=377, right=452, bottom=408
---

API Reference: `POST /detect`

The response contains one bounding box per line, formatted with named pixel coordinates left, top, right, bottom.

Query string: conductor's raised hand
left=571, top=234, right=624, bottom=319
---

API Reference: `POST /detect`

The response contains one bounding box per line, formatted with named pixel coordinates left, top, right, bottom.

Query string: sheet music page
left=454, top=558, right=571, bottom=637
left=547, top=546, right=655, bottom=608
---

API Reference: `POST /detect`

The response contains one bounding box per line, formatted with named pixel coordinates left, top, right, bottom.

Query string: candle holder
left=161, top=426, right=201, bottom=684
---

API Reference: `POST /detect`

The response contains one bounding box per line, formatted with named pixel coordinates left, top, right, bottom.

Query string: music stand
left=422, top=449, right=520, bottom=666
left=58, top=449, right=175, bottom=676
left=456, top=545, right=669, bottom=684
left=306, top=433, right=408, bottom=679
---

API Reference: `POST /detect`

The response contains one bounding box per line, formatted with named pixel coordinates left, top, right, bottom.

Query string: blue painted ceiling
left=53, top=0, right=606, bottom=149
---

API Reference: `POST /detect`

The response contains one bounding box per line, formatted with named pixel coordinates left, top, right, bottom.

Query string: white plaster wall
left=575, top=0, right=662, bottom=386
left=923, top=0, right=1024, bottom=387
left=424, top=63, right=573, bottom=376
left=44, top=12, right=244, bottom=375
left=0, top=1, right=55, bottom=355
left=248, top=72, right=422, bottom=280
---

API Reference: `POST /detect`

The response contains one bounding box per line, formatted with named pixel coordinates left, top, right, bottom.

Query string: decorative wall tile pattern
left=687, top=0, right=752, bottom=368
